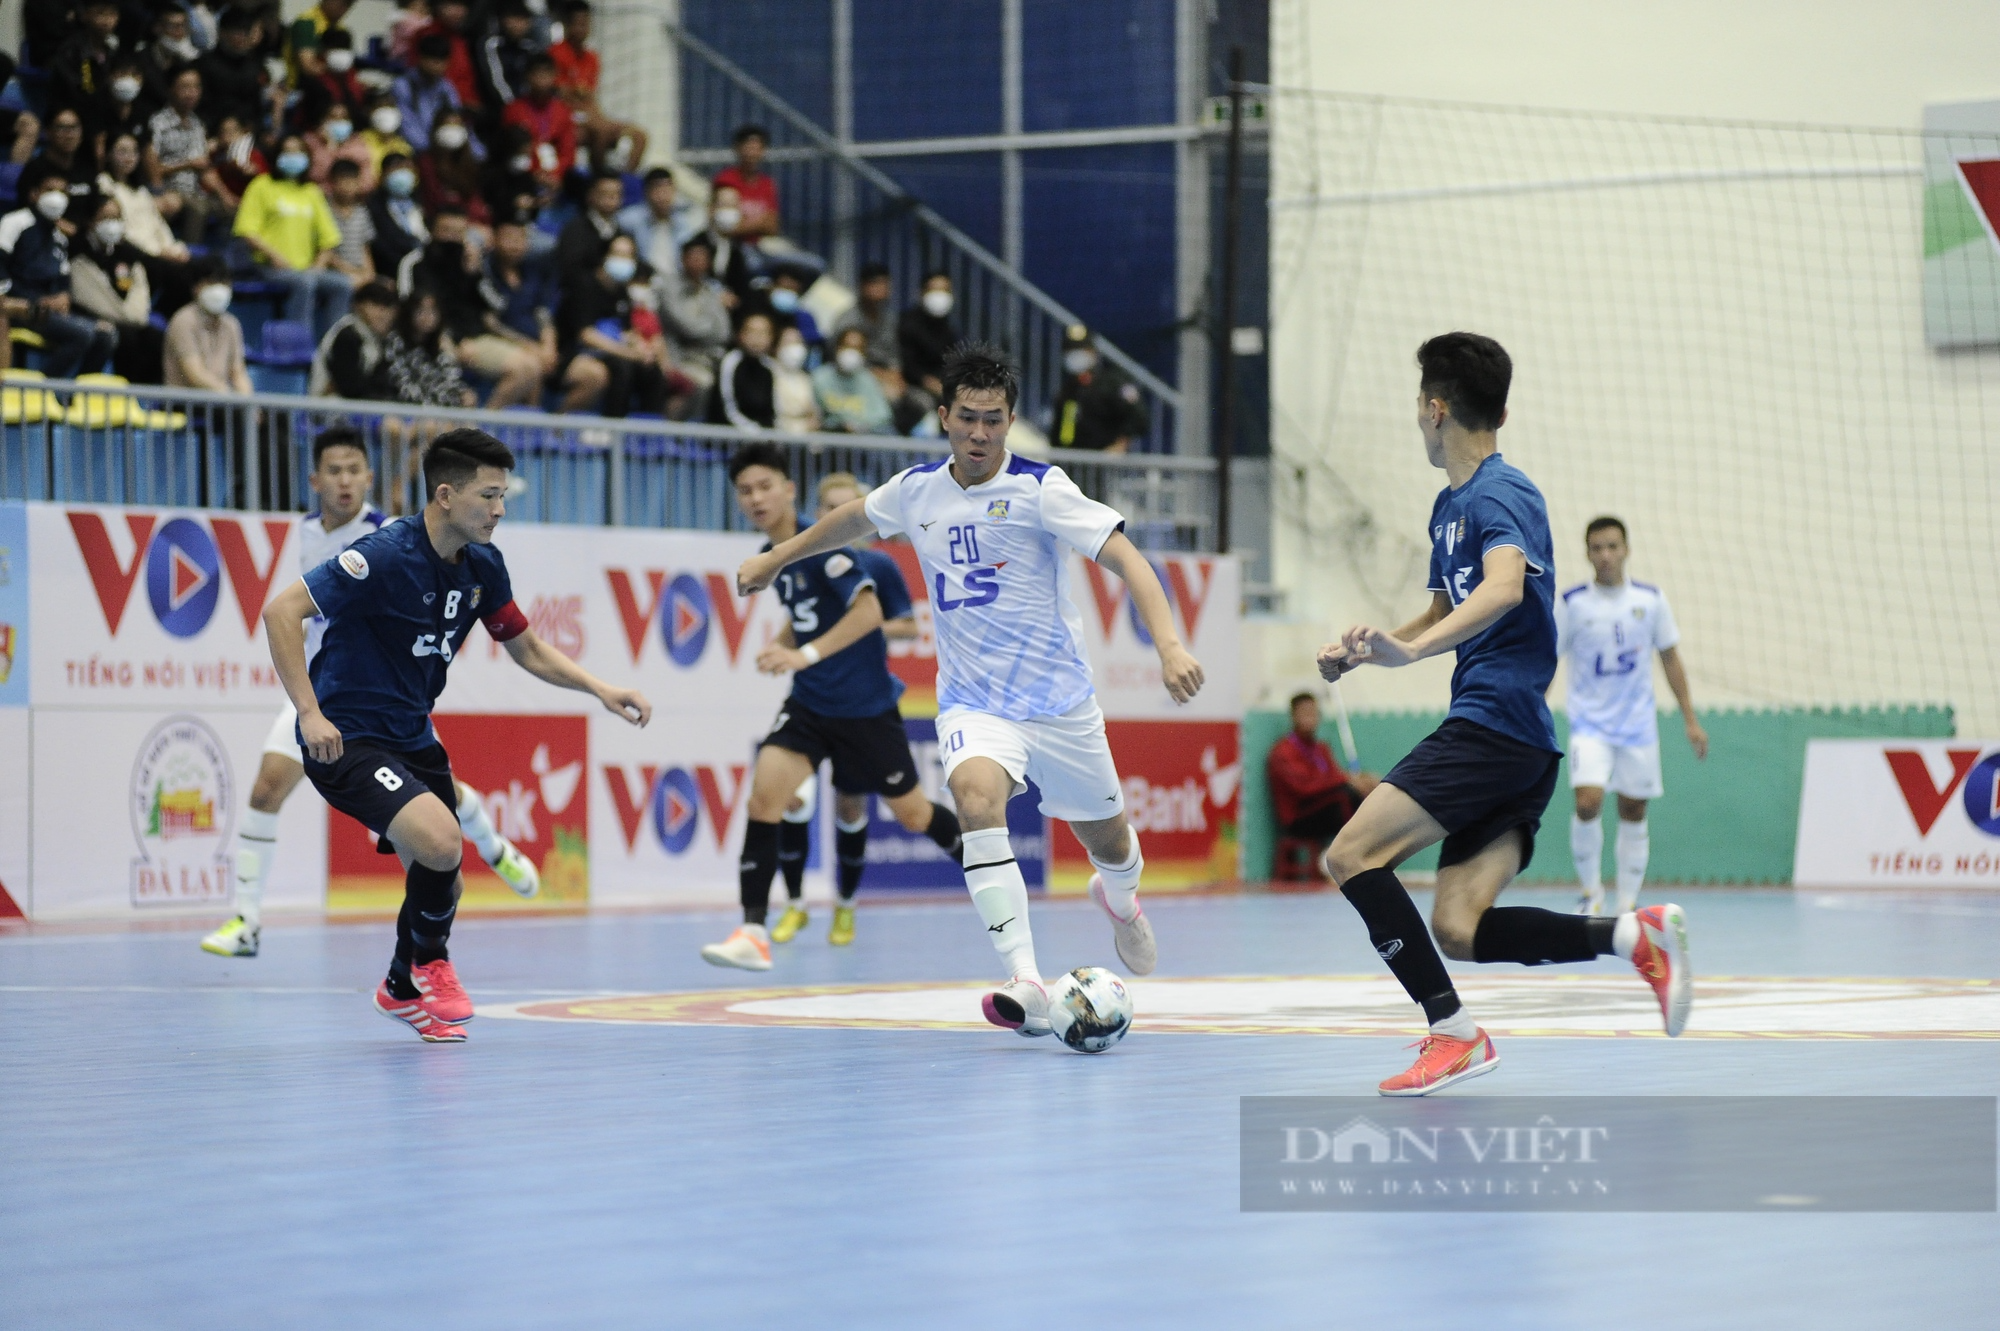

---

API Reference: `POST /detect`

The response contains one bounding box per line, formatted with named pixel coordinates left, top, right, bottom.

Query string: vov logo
left=602, top=762, right=749, bottom=854
left=605, top=568, right=758, bottom=668
left=1081, top=556, right=1217, bottom=646
left=70, top=510, right=293, bottom=639
left=1886, top=747, right=2000, bottom=837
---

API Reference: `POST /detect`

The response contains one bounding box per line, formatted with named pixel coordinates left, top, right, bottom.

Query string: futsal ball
left=1046, top=967, right=1133, bottom=1053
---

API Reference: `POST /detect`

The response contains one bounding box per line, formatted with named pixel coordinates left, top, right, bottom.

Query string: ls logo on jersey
left=934, top=568, right=1000, bottom=611
left=410, top=629, right=459, bottom=660
left=70, top=509, right=293, bottom=640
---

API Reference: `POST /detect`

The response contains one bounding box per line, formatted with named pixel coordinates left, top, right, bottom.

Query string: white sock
left=1430, top=1007, right=1479, bottom=1040
left=1612, top=912, right=1640, bottom=959
left=233, top=807, right=280, bottom=928
left=456, top=785, right=505, bottom=865
left=1089, top=834, right=1143, bottom=922
left=1615, top=818, right=1650, bottom=912
left=961, top=826, right=1039, bottom=982
left=1570, top=813, right=1603, bottom=897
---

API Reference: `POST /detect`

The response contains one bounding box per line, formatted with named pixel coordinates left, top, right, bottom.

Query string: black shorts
left=761, top=700, right=919, bottom=798
left=1383, top=717, right=1560, bottom=869
left=304, top=738, right=457, bottom=844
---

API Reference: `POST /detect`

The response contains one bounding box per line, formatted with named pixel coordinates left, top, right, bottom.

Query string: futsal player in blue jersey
left=701, top=444, right=966, bottom=971
left=1317, top=334, right=1691, bottom=1095
left=262, top=429, right=653, bottom=1042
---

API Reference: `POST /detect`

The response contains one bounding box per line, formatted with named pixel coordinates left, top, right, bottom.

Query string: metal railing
left=0, top=378, right=1218, bottom=549
left=671, top=24, right=1184, bottom=456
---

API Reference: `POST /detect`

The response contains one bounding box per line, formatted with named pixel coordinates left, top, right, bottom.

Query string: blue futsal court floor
left=4, top=887, right=1997, bottom=1330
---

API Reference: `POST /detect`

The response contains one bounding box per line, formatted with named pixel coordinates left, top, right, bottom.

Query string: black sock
left=924, top=803, right=963, bottom=865
left=739, top=820, right=780, bottom=925
left=777, top=819, right=809, bottom=901
left=835, top=820, right=868, bottom=900
left=1472, top=906, right=1611, bottom=966
left=1340, top=867, right=1462, bottom=1024
left=405, top=859, right=462, bottom=966
left=384, top=958, right=420, bottom=1000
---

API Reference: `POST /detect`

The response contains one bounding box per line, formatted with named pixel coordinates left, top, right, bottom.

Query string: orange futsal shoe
left=1631, top=903, right=1692, bottom=1037
left=374, top=980, right=468, bottom=1043
left=1377, top=1029, right=1499, bottom=1097
left=411, top=959, right=474, bottom=1023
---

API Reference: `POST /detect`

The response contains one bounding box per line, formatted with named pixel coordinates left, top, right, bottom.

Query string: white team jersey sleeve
left=1649, top=586, right=1681, bottom=652
left=1554, top=588, right=1575, bottom=659
left=864, top=468, right=910, bottom=538
left=1036, top=465, right=1123, bottom=559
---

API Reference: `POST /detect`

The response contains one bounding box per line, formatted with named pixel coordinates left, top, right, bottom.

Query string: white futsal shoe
left=1576, top=887, right=1605, bottom=916
left=490, top=839, right=541, bottom=899
left=199, top=916, right=260, bottom=957
left=1088, top=874, right=1156, bottom=976
left=981, top=977, right=1051, bottom=1037
left=701, top=925, right=773, bottom=971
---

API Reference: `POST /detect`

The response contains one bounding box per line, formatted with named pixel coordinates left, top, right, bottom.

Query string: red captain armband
left=483, top=599, right=530, bottom=642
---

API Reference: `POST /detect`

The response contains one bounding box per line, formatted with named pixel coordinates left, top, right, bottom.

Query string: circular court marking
left=480, top=974, right=2000, bottom=1040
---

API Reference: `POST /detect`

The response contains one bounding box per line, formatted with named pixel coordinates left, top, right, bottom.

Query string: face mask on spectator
left=371, top=107, right=402, bottom=135
left=94, top=218, right=126, bottom=247
left=604, top=255, right=637, bottom=283
left=777, top=341, right=808, bottom=371
left=436, top=124, right=469, bottom=151
left=628, top=283, right=657, bottom=311
left=769, top=287, right=799, bottom=313
left=1064, top=348, right=1095, bottom=375
left=277, top=151, right=310, bottom=178
left=198, top=284, right=233, bottom=315
left=711, top=206, right=741, bottom=232
left=161, top=36, right=198, bottom=61
left=386, top=168, right=418, bottom=197
left=326, top=118, right=353, bottom=143
left=509, top=153, right=532, bottom=173
left=112, top=76, right=143, bottom=103
left=835, top=347, right=864, bottom=375
left=326, top=49, right=355, bottom=73
left=921, top=289, right=953, bottom=318
left=36, top=191, right=69, bottom=222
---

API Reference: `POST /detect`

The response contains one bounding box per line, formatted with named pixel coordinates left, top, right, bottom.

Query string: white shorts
left=1568, top=733, right=1663, bottom=800
left=260, top=701, right=304, bottom=763
left=937, top=697, right=1124, bottom=823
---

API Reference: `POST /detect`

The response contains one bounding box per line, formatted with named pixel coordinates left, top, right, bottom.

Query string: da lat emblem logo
left=986, top=499, right=1010, bottom=521
left=129, top=714, right=235, bottom=906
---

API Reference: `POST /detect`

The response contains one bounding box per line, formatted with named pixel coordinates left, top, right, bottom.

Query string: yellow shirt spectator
left=233, top=173, right=342, bottom=270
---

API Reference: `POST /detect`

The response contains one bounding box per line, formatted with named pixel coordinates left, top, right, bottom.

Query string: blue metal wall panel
left=880, top=153, right=1005, bottom=256
left=851, top=0, right=1002, bottom=141
left=683, top=0, right=834, bottom=133
left=1021, top=0, right=1176, bottom=132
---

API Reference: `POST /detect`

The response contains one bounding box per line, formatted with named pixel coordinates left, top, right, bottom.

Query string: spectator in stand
left=501, top=54, right=577, bottom=193
left=197, top=8, right=271, bottom=138
left=478, top=0, right=543, bottom=114
left=770, top=324, right=818, bottom=433
left=1051, top=322, right=1148, bottom=454
left=695, top=183, right=754, bottom=305
left=101, top=56, right=159, bottom=152
left=47, top=0, right=123, bottom=149
left=209, top=112, right=268, bottom=210
left=830, top=261, right=898, bottom=380
left=552, top=1, right=646, bottom=174
left=1267, top=692, right=1381, bottom=856
left=1, top=113, right=41, bottom=214
left=417, top=106, right=488, bottom=225
left=0, top=164, right=119, bottom=378
left=711, top=124, right=779, bottom=239
left=164, top=258, right=252, bottom=393
left=33, top=109, right=100, bottom=203
left=99, top=131, right=194, bottom=312
left=321, top=159, right=375, bottom=287
left=358, top=90, right=415, bottom=176
left=812, top=326, right=894, bottom=435
left=386, top=0, right=432, bottom=66
left=232, top=132, right=350, bottom=341
left=556, top=233, right=668, bottom=417
left=618, top=166, right=702, bottom=277
left=556, top=171, right=625, bottom=277
left=394, top=34, right=463, bottom=158
left=708, top=309, right=777, bottom=430
left=138, top=7, right=202, bottom=106
left=367, top=151, right=428, bottom=275
left=414, top=0, right=482, bottom=114
left=483, top=125, right=553, bottom=230
left=657, top=234, right=730, bottom=394
left=283, top=0, right=354, bottom=89
left=476, top=214, right=587, bottom=407
left=898, top=270, right=958, bottom=401
left=147, top=66, right=216, bottom=243
left=70, top=191, right=164, bottom=382
left=304, top=101, right=376, bottom=192
left=403, top=204, right=538, bottom=408
left=310, top=276, right=396, bottom=398
left=386, top=286, right=476, bottom=409
left=295, top=28, right=367, bottom=129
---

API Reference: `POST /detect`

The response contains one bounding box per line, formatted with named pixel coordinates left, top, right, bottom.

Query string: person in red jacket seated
left=1268, top=691, right=1380, bottom=846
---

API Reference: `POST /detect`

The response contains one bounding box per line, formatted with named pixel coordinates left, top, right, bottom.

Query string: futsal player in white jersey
left=737, top=342, right=1205, bottom=1035
left=199, top=426, right=540, bottom=957
left=1557, top=516, right=1708, bottom=915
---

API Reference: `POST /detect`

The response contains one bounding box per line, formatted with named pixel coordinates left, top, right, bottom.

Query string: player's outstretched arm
left=502, top=628, right=652, bottom=727
left=1095, top=531, right=1204, bottom=704
left=1658, top=646, right=1708, bottom=759
left=755, top=589, right=884, bottom=676
left=1318, top=593, right=1451, bottom=681
left=737, top=497, right=878, bottom=595
left=263, top=579, right=343, bottom=762
left=1350, top=548, right=1526, bottom=668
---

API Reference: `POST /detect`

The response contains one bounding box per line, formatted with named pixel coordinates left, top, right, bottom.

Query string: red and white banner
left=1794, top=739, right=2000, bottom=887
left=1049, top=719, right=1242, bottom=889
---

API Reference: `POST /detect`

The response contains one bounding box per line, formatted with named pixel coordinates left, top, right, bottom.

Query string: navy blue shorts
left=1383, top=717, right=1561, bottom=869
left=304, top=739, right=457, bottom=846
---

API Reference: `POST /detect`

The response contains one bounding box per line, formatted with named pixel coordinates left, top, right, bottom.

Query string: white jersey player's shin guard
left=1615, top=818, right=1650, bottom=912
left=962, top=826, right=1038, bottom=982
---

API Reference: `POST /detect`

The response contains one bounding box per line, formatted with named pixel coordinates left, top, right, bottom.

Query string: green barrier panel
left=1239, top=706, right=1956, bottom=885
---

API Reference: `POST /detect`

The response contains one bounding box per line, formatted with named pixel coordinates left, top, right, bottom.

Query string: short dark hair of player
left=939, top=340, right=1020, bottom=411
left=1415, top=332, right=1511, bottom=432
left=312, top=425, right=368, bottom=469
left=733, top=123, right=769, bottom=147
left=727, top=441, right=790, bottom=484
left=424, top=429, right=517, bottom=498
left=1289, top=691, right=1319, bottom=712
left=1585, top=515, right=1627, bottom=542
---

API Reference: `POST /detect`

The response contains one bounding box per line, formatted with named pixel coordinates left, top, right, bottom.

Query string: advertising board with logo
left=0, top=503, right=26, bottom=915
left=1048, top=720, right=1241, bottom=890
left=1794, top=739, right=2000, bottom=886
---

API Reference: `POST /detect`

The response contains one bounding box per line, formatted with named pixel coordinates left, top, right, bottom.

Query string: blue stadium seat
left=253, top=319, right=316, bottom=368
